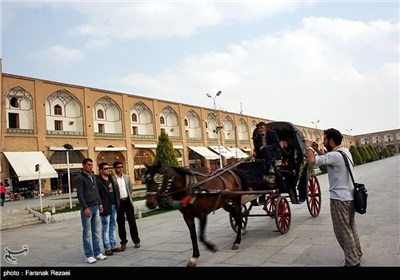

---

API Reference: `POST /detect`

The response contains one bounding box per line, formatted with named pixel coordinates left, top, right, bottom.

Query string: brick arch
left=97, top=151, right=126, bottom=173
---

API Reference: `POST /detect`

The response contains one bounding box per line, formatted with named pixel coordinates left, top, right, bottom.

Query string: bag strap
left=338, top=150, right=356, bottom=186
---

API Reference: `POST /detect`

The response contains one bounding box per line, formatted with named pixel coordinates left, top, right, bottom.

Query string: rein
left=183, top=157, right=250, bottom=191
left=147, top=157, right=252, bottom=198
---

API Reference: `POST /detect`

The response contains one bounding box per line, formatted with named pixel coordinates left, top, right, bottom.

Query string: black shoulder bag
left=338, top=151, right=368, bottom=214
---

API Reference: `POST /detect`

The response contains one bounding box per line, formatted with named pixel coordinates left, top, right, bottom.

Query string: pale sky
left=2, top=0, right=399, bottom=135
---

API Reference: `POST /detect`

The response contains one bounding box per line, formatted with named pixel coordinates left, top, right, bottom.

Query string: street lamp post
left=35, top=163, right=43, bottom=213
left=346, top=128, right=353, bottom=144
left=63, top=144, right=73, bottom=209
left=214, top=125, right=223, bottom=168
left=206, top=91, right=223, bottom=169
left=311, top=119, right=320, bottom=129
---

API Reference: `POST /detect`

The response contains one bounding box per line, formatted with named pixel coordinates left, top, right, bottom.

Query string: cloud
left=108, top=16, right=398, bottom=134
left=68, top=2, right=300, bottom=40
left=32, top=45, right=85, bottom=63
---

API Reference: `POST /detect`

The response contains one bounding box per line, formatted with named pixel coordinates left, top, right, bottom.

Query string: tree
left=155, top=131, right=179, bottom=167
left=154, top=131, right=179, bottom=209
left=350, top=146, right=363, bottom=166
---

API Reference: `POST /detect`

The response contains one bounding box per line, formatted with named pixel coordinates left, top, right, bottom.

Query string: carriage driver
left=252, top=122, right=282, bottom=174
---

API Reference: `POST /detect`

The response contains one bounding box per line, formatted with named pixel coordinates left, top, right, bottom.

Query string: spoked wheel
left=229, top=204, right=248, bottom=233
left=274, top=196, right=291, bottom=234
left=263, top=194, right=278, bottom=217
left=307, top=175, right=322, bottom=217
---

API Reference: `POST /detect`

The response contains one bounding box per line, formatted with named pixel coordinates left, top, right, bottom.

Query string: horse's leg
left=224, top=198, right=242, bottom=250
left=182, top=210, right=200, bottom=267
left=231, top=199, right=242, bottom=250
left=198, top=212, right=218, bottom=252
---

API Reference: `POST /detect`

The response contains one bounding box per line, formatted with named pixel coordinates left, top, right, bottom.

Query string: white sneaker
left=85, top=256, right=97, bottom=264
left=95, top=253, right=107, bottom=260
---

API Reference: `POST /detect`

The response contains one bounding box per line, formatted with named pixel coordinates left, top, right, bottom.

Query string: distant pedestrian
left=76, top=158, right=107, bottom=264
left=96, top=162, right=123, bottom=256
left=111, top=161, right=141, bottom=251
left=0, top=182, right=6, bottom=206
left=307, top=128, right=363, bottom=267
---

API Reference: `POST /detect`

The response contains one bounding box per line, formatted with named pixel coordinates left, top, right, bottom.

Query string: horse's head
left=143, top=162, right=167, bottom=209
left=144, top=163, right=192, bottom=209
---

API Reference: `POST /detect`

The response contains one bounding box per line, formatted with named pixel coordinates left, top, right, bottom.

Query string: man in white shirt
left=306, top=128, right=362, bottom=267
left=111, top=161, right=141, bottom=251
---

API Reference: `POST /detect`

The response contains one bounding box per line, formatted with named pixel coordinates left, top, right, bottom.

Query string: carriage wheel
left=307, top=175, right=322, bottom=217
left=274, top=196, right=291, bottom=234
left=229, top=204, right=248, bottom=233
left=263, top=194, right=277, bottom=217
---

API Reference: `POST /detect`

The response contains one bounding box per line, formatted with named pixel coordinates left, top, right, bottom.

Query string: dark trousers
left=117, top=199, right=140, bottom=245
left=1, top=194, right=5, bottom=206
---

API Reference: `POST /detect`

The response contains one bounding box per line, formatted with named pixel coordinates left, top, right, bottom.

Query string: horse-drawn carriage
left=230, top=121, right=321, bottom=234
left=144, top=121, right=321, bottom=267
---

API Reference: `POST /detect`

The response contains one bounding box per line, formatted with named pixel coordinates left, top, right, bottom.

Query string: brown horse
left=144, top=162, right=246, bottom=267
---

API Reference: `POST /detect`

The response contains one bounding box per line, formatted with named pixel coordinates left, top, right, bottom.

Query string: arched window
left=131, top=113, right=138, bottom=122
left=160, top=116, right=165, bottom=124
left=10, top=97, right=19, bottom=108
left=97, top=109, right=104, bottom=119
left=184, top=119, right=188, bottom=126
left=54, top=104, right=62, bottom=115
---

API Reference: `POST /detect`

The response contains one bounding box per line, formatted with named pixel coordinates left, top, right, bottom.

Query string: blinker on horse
left=144, top=162, right=245, bottom=267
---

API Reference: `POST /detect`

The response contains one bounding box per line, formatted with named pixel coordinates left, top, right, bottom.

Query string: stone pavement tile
left=134, top=257, right=186, bottom=267
left=192, top=250, right=238, bottom=264
left=279, top=243, right=312, bottom=254
left=223, top=245, right=281, bottom=266
left=262, top=253, right=303, bottom=266
left=361, top=236, right=400, bottom=266
left=294, top=244, right=343, bottom=267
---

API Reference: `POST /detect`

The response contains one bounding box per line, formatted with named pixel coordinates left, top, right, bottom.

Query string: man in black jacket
left=96, top=162, right=123, bottom=256
left=76, top=158, right=107, bottom=264
left=253, top=121, right=282, bottom=173
left=252, top=122, right=282, bottom=205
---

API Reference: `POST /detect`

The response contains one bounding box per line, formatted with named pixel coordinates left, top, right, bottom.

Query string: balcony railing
left=187, top=136, right=202, bottom=141
left=47, top=130, right=83, bottom=136
left=131, top=134, right=155, bottom=139
left=94, top=132, right=123, bottom=137
left=168, top=135, right=181, bottom=140
left=7, top=128, right=34, bottom=134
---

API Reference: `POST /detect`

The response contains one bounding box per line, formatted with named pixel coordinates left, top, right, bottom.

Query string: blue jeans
left=80, top=206, right=101, bottom=258
left=101, top=204, right=118, bottom=251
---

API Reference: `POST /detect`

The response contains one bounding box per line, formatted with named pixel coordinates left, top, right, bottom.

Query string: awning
left=133, top=144, right=157, bottom=149
left=95, top=147, right=127, bottom=151
left=3, top=152, right=58, bottom=181
left=208, top=146, right=236, bottom=159
left=227, top=147, right=250, bottom=159
left=49, top=146, right=88, bottom=151
left=188, top=146, right=220, bottom=160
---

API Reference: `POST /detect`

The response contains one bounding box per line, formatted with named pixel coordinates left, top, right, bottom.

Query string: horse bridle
left=145, top=167, right=181, bottom=197
left=146, top=167, right=198, bottom=198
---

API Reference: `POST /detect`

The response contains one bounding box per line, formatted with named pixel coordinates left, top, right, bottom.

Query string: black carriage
left=229, top=121, right=321, bottom=234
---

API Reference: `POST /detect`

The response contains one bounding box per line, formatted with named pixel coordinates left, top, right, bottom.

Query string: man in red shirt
left=0, top=182, right=6, bottom=206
